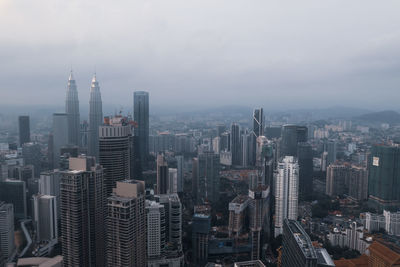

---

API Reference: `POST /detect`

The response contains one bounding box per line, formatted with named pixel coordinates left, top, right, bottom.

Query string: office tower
left=52, top=113, right=68, bottom=168
left=146, top=200, right=166, bottom=259
left=220, top=132, right=230, bottom=152
left=196, top=151, right=220, bottom=204
left=0, top=202, right=14, bottom=261
left=107, top=180, right=146, bottom=267
left=192, top=158, right=198, bottom=201
left=282, top=219, right=335, bottom=267
left=176, top=155, right=183, bottom=193
left=0, top=179, right=27, bottom=219
left=65, top=71, right=80, bottom=146
left=60, top=157, right=105, bottom=267
left=168, top=168, right=178, bottom=194
left=348, top=165, right=368, bottom=201
left=155, top=194, right=182, bottom=249
left=274, top=156, right=299, bottom=237
left=99, top=116, right=132, bottom=196
left=241, top=130, right=252, bottom=167
left=326, top=140, right=337, bottom=166
left=326, top=164, right=348, bottom=197
left=88, top=74, right=103, bottom=158
left=255, top=136, right=269, bottom=167
left=133, top=91, right=149, bottom=168
left=250, top=108, right=264, bottom=166
left=157, top=154, right=169, bottom=194
left=297, top=142, right=313, bottom=200
left=228, top=195, right=250, bottom=238
left=281, top=125, right=308, bottom=157
left=230, top=123, right=241, bottom=165
left=369, top=145, right=400, bottom=210
left=212, top=136, right=220, bottom=154
left=22, top=142, right=41, bottom=177
left=18, top=115, right=30, bottom=147
left=249, top=174, right=270, bottom=260
left=32, top=194, right=57, bottom=242
left=192, top=213, right=211, bottom=265
left=39, top=171, right=61, bottom=213
left=48, top=133, right=54, bottom=170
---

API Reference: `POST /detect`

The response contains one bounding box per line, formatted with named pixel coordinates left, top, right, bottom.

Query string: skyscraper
left=281, top=125, right=308, bottom=157
left=18, top=115, right=30, bottom=147
left=369, top=145, right=400, bottom=210
left=168, top=168, right=178, bottom=194
left=0, top=202, right=14, bottom=262
left=88, top=74, right=103, bottom=159
left=326, top=164, right=348, bottom=197
left=52, top=113, right=68, bottom=168
left=22, top=142, right=41, bottom=177
left=65, top=71, right=80, bottom=146
left=297, top=142, right=313, bottom=200
left=0, top=179, right=27, bottom=219
left=196, top=151, right=220, bottom=204
left=348, top=165, right=368, bottom=201
left=274, top=156, right=299, bottom=237
left=99, top=116, right=132, bottom=196
left=32, top=194, right=58, bottom=242
left=146, top=200, right=166, bottom=259
left=176, top=155, right=184, bottom=193
left=251, top=108, right=264, bottom=166
left=192, top=213, right=211, bottom=265
left=133, top=91, right=149, bottom=169
left=231, top=123, right=241, bottom=166
left=107, top=180, right=146, bottom=267
left=156, top=154, right=168, bottom=195
left=60, top=157, right=105, bottom=267
left=326, top=140, right=337, bottom=166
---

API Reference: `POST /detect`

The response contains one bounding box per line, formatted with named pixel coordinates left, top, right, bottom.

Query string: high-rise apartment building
left=65, top=71, right=80, bottom=146
left=369, top=145, right=400, bottom=210
left=0, top=202, right=14, bottom=262
left=274, top=156, right=299, bottom=237
left=99, top=116, right=132, bottom=196
left=88, top=75, right=103, bottom=159
left=133, top=91, right=149, bottom=169
left=18, top=115, right=30, bottom=147
left=326, top=140, right=337, bottom=167
left=106, top=180, right=146, bottom=267
left=52, top=113, right=68, bottom=168
left=146, top=200, right=166, bottom=259
left=60, top=157, right=105, bottom=267
left=196, top=151, right=220, bottom=204
left=39, top=171, right=61, bottom=213
left=348, top=165, right=368, bottom=201
left=326, top=164, right=348, bottom=197
left=168, top=168, right=178, bottom=194
left=192, top=213, right=211, bottom=265
left=32, top=194, right=58, bottom=242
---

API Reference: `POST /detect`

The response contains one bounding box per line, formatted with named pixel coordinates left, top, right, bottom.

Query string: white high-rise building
left=274, top=156, right=299, bottom=237
left=212, top=137, right=220, bottom=154
left=33, top=194, right=58, bottom=242
left=146, top=200, right=166, bottom=259
left=0, top=202, right=14, bottom=260
left=65, top=71, right=80, bottom=146
left=168, top=168, right=178, bottom=194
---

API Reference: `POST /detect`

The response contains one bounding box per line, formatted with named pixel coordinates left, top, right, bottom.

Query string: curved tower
left=88, top=74, right=103, bottom=159
left=65, top=71, right=80, bottom=146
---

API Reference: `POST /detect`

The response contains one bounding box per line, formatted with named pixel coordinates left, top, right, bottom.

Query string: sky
left=1, top=0, right=400, bottom=111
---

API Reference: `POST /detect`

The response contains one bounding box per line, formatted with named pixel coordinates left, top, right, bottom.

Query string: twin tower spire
left=65, top=71, right=103, bottom=158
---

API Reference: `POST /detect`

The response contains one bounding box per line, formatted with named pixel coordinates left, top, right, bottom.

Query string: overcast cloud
left=1, top=0, right=400, bottom=110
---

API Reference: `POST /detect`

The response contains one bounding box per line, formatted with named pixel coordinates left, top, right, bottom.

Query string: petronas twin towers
left=65, top=71, right=103, bottom=158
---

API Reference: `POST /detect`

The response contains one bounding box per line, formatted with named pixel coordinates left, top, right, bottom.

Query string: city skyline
left=1, top=1, right=400, bottom=110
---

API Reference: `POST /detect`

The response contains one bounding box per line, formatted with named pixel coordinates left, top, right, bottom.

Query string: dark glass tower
left=65, top=71, right=80, bottom=146
left=297, top=142, right=313, bottom=200
left=18, top=115, right=30, bottom=146
left=230, top=123, right=240, bottom=165
left=281, top=125, right=308, bottom=157
left=133, top=91, right=149, bottom=169
left=251, top=108, right=264, bottom=165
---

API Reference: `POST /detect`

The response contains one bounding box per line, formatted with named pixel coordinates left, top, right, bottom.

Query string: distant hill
left=355, top=110, right=400, bottom=124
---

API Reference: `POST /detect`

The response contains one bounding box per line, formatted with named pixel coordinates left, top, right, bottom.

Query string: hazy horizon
left=1, top=0, right=400, bottom=110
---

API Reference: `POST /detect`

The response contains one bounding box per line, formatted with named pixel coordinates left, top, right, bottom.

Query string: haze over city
left=1, top=0, right=400, bottom=110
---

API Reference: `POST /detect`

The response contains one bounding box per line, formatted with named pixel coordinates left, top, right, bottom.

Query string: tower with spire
left=65, top=71, right=80, bottom=146
left=88, top=74, right=103, bottom=159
